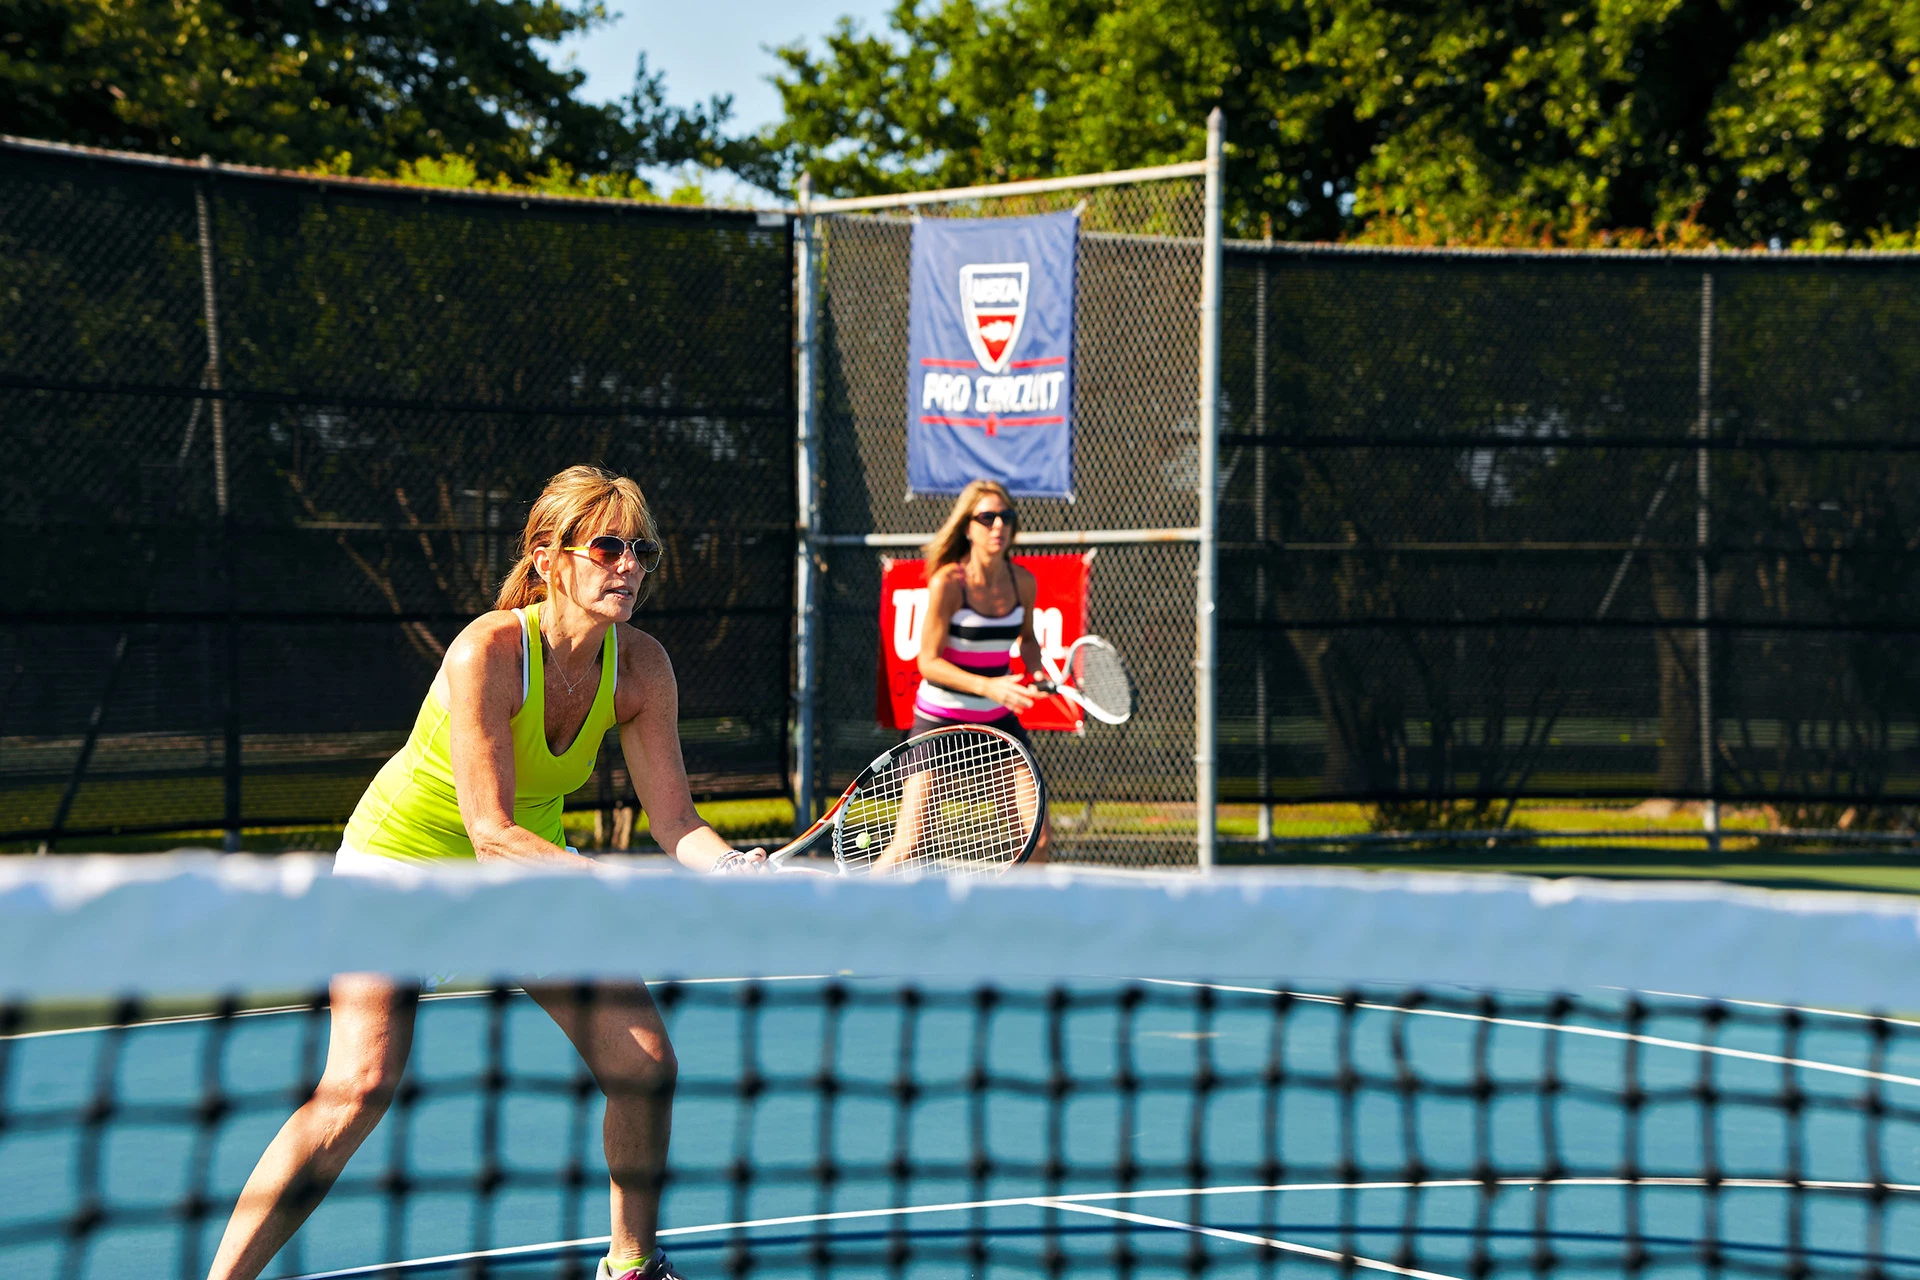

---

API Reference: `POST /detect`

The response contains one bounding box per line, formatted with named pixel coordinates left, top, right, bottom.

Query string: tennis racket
left=1032, top=635, right=1132, bottom=725
left=766, top=723, right=1046, bottom=876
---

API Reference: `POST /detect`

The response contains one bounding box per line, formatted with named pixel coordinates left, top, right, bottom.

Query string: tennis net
left=4, top=858, right=1920, bottom=1280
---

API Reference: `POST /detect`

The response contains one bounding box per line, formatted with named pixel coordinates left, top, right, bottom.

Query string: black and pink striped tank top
left=914, top=564, right=1025, bottom=724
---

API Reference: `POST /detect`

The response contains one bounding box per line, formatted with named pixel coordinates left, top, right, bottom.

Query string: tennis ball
left=855, top=831, right=872, bottom=849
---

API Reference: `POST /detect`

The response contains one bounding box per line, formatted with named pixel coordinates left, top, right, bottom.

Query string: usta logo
left=958, top=262, right=1029, bottom=374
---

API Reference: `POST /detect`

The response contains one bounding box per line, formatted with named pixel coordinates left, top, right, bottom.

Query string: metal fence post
left=1195, top=109, right=1225, bottom=872
left=792, top=176, right=822, bottom=833
left=1254, top=226, right=1272, bottom=855
left=1697, top=272, right=1717, bottom=852
left=197, top=157, right=241, bottom=853
left=800, top=154, right=1214, bottom=866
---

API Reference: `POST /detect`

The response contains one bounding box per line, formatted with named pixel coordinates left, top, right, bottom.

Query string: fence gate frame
left=790, top=110, right=1227, bottom=869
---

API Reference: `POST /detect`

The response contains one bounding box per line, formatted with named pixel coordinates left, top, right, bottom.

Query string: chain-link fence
left=1219, top=242, right=1920, bottom=837
left=802, top=172, right=1212, bottom=867
left=0, top=138, right=793, bottom=850
left=26, top=133, right=1920, bottom=858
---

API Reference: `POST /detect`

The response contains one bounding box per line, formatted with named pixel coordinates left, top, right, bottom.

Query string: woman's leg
left=525, top=981, right=677, bottom=1265
left=992, top=747, right=1051, bottom=866
left=1031, top=817, right=1052, bottom=864
left=1002, top=722, right=1049, bottom=866
left=873, top=767, right=934, bottom=871
left=206, top=975, right=419, bottom=1280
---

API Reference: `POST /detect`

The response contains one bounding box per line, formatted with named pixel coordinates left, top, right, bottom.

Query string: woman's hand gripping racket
left=765, top=724, right=1046, bottom=876
left=1031, top=635, right=1133, bottom=725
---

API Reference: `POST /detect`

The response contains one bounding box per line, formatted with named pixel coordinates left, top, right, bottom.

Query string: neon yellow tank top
left=343, top=603, right=619, bottom=862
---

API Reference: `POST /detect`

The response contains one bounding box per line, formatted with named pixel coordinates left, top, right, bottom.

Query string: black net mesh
left=23, top=137, right=1920, bottom=851
left=1220, top=244, right=1920, bottom=817
left=0, top=141, right=794, bottom=848
left=5, top=979, right=1918, bottom=1280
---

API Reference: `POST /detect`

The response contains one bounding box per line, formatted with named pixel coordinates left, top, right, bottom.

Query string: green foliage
left=310, top=151, right=666, bottom=201
left=1711, top=0, right=1920, bottom=247
left=0, top=0, right=735, bottom=183
left=302, top=154, right=761, bottom=208
left=754, top=0, right=1920, bottom=248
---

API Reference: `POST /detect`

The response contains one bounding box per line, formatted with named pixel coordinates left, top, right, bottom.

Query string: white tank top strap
left=514, top=606, right=618, bottom=702
left=512, top=607, right=531, bottom=703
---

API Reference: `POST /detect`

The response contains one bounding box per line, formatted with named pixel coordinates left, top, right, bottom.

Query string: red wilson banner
left=875, top=553, right=1092, bottom=732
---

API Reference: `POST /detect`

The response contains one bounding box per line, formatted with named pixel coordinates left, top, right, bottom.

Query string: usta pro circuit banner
left=905, top=212, right=1077, bottom=497
left=876, top=554, right=1092, bottom=732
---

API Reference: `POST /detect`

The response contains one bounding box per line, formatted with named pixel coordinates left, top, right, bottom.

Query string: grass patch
left=1216, top=801, right=1920, bottom=895
left=21, top=794, right=1920, bottom=898
left=8, top=798, right=797, bottom=856
left=566, top=796, right=795, bottom=850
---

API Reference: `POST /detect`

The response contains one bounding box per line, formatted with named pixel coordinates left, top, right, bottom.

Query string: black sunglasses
left=561, top=534, right=663, bottom=573
left=970, top=510, right=1016, bottom=527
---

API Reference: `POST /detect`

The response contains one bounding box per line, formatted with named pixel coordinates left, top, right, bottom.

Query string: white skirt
left=332, top=843, right=579, bottom=878
left=331, top=842, right=432, bottom=879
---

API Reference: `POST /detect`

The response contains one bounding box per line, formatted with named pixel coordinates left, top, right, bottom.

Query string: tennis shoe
left=597, top=1251, right=685, bottom=1280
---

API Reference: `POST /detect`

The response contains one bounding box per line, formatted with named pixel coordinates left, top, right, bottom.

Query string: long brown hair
left=495, top=465, right=659, bottom=610
left=922, top=479, right=1017, bottom=573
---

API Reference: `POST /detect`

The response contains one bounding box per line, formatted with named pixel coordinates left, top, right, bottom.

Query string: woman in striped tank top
left=908, top=479, right=1051, bottom=862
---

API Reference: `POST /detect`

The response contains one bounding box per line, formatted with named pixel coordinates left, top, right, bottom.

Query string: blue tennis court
left=8, top=974, right=1920, bottom=1280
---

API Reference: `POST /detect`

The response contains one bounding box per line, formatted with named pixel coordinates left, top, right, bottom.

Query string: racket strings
left=1072, top=644, right=1131, bottom=721
left=836, top=734, right=1039, bottom=875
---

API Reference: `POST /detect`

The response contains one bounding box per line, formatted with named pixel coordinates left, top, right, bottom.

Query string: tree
left=752, top=0, right=1920, bottom=248
left=0, top=0, right=733, bottom=180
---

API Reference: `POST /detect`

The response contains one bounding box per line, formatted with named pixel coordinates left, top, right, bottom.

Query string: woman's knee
left=314, top=1058, right=405, bottom=1130
left=611, top=1035, right=677, bottom=1101
left=651, top=1039, right=679, bottom=1091
left=321, top=977, right=416, bottom=1116
left=588, top=1027, right=676, bottom=1105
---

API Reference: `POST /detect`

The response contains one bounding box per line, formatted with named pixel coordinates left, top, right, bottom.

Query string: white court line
left=287, top=1234, right=613, bottom=1279
left=5, top=1001, right=322, bottom=1041
left=1640, top=989, right=1920, bottom=1030
left=1, top=991, right=495, bottom=1041
left=0, top=976, right=831, bottom=1041
left=1037, top=1199, right=1465, bottom=1280
left=283, top=1177, right=1920, bottom=1279
left=1143, top=979, right=1920, bottom=1091
left=13, top=973, right=1912, bottom=1055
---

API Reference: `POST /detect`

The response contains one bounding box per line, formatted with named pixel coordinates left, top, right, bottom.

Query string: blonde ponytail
left=494, top=465, right=658, bottom=611
left=495, top=556, right=546, bottom=611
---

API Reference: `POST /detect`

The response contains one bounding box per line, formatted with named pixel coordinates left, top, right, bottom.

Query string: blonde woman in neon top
left=208, top=466, right=762, bottom=1280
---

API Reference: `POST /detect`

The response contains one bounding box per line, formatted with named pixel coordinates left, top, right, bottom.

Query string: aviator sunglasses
left=561, top=534, right=663, bottom=573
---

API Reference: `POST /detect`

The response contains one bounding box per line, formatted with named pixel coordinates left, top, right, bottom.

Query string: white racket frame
left=1034, top=634, right=1132, bottom=725
left=766, top=723, right=1045, bottom=874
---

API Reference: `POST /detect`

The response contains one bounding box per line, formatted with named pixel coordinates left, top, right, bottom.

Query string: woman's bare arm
left=446, top=615, right=596, bottom=867
left=1012, top=564, right=1044, bottom=677
left=615, top=627, right=742, bottom=871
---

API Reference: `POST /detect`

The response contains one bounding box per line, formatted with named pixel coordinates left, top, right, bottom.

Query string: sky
left=544, top=0, right=898, bottom=200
